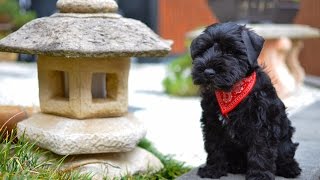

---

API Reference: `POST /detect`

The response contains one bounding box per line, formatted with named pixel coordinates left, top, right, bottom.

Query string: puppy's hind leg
left=276, top=139, right=301, bottom=178
left=226, top=148, right=247, bottom=174
left=246, top=135, right=277, bottom=180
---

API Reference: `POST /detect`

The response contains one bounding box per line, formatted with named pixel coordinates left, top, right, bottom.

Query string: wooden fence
left=158, top=0, right=217, bottom=54
left=295, top=0, right=320, bottom=76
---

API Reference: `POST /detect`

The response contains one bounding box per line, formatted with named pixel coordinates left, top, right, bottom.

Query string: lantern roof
left=0, top=0, right=171, bottom=58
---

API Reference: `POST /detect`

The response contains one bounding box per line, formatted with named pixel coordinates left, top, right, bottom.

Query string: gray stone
left=57, top=0, right=118, bottom=13
left=305, top=75, right=320, bottom=88
left=177, top=167, right=320, bottom=180
left=178, top=163, right=320, bottom=180
left=0, top=15, right=171, bottom=58
left=288, top=101, right=320, bottom=180
left=17, top=113, right=147, bottom=155
left=178, top=101, right=320, bottom=180
left=60, top=147, right=163, bottom=179
left=178, top=168, right=244, bottom=180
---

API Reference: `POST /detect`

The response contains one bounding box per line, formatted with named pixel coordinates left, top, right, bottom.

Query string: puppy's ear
left=241, top=30, right=264, bottom=67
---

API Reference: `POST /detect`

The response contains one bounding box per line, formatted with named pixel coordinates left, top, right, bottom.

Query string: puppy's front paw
left=197, top=165, right=227, bottom=179
left=246, top=171, right=274, bottom=180
left=276, top=160, right=301, bottom=178
left=228, top=163, right=246, bottom=174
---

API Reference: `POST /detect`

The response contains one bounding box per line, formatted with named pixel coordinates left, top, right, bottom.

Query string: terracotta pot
left=0, top=14, right=10, bottom=24
left=0, top=106, right=36, bottom=139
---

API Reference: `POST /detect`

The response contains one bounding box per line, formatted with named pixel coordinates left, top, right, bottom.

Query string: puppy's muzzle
left=204, top=68, right=216, bottom=79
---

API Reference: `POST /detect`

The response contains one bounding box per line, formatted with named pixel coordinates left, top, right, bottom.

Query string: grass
left=127, top=139, right=192, bottom=179
left=0, top=131, right=191, bottom=179
left=0, top=131, right=93, bottom=179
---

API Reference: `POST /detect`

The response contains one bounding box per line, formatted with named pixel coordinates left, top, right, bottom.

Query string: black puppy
left=190, top=22, right=301, bottom=180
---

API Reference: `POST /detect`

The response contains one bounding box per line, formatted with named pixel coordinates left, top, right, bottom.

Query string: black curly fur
left=190, top=22, right=301, bottom=180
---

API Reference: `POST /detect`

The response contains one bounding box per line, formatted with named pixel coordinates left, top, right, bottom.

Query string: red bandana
left=215, top=72, right=257, bottom=117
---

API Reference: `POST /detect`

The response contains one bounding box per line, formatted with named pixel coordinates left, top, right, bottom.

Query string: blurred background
left=0, top=0, right=320, bottom=170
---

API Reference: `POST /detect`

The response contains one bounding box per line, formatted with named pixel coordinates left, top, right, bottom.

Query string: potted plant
left=0, top=13, right=10, bottom=24
left=0, top=0, right=36, bottom=62
left=0, top=0, right=36, bottom=30
left=207, top=0, right=300, bottom=23
left=163, top=53, right=199, bottom=97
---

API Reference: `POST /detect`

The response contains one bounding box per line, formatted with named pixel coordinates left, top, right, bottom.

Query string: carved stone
left=38, top=55, right=130, bottom=119
left=57, top=0, right=118, bottom=13
left=17, top=113, right=146, bottom=155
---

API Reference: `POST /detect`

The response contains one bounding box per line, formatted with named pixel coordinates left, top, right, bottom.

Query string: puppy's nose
left=204, top=69, right=216, bottom=78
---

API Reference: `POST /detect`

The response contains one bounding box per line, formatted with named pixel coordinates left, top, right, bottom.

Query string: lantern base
left=59, top=147, right=163, bottom=179
left=17, top=112, right=146, bottom=155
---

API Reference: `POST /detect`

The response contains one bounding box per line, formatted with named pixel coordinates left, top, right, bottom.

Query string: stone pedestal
left=249, top=24, right=319, bottom=98
left=258, top=38, right=306, bottom=98
left=258, top=37, right=297, bottom=98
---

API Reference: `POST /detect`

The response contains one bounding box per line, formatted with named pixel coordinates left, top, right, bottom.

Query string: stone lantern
left=0, top=0, right=171, bottom=178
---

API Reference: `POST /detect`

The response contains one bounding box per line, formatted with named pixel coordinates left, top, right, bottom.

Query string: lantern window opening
left=91, top=72, right=118, bottom=101
left=51, top=70, right=69, bottom=100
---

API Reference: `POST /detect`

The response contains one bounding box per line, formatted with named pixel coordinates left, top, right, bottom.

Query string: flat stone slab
left=17, top=113, right=146, bottom=155
left=60, top=147, right=163, bottom=179
left=247, top=24, right=320, bottom=39
left=187, top=24, right=320, bottom=40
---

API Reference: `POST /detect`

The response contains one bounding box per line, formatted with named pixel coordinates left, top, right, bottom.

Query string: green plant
left=163, top=53, right=199, bottom=96
left=0, top=0, right=36, bottom=29
left=124, top=139, right=192, bottom=179
left=1, top=131, right=191, bottom=179
left=0, top=131, right=92, bottom=179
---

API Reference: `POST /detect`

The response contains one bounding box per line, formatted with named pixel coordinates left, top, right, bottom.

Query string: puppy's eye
left=206, top=60, right=216, bottom=68
left=195, top=64, right=205, bottom=71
